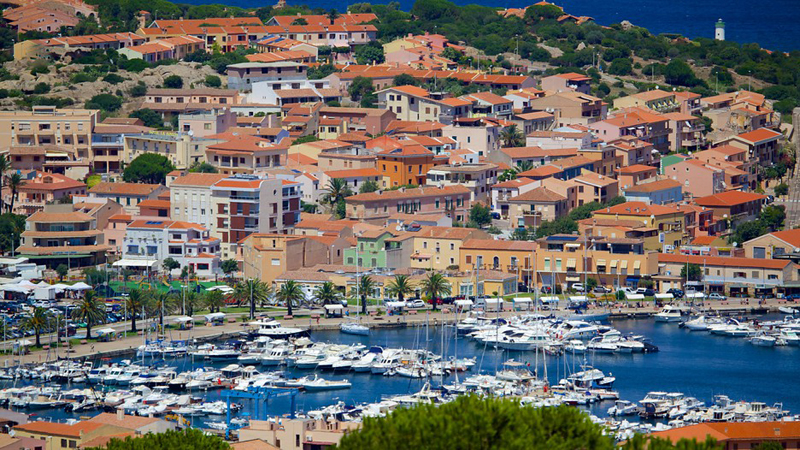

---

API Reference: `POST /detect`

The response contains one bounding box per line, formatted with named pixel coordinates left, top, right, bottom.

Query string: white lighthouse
left=715, top=19, right=725, bottom=41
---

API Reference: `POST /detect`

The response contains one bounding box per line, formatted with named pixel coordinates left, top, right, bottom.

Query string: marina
left=2, top=312, right=800, bottom=436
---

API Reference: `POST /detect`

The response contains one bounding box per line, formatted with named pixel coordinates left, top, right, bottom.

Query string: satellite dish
left=188, top=130, right=194, bottom=137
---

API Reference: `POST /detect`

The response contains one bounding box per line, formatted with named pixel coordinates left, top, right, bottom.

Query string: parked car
left=490, top=212, right=501, bottom=220
left=666, top=288, right=685, bottom=299
left=571, top=283, right=585, bottom=292
left=635, top=288, right=656, bottom=296
left=540, top=286, right=553, bottom=294
left=708, top=293, right=727, bottom=300
left=785, top=293, right=800, bottom=302
left=593, top=286, right=612, bottom=294
left=517, top=283, right=530, bottom=293
left=406, top=300, right=426, bottom=309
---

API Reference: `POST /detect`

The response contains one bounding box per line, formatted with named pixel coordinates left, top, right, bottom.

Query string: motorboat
left=608, top=400, right=638, bottom=416
left=340, top=321, right=370, bottom=336
left=654, top=306, right=682, bottom=322
left=779, top=306, right=798, bottom=315
left=250, top=319, right=307, bottom=339
left=750, top=333, right=777, bottom=347
left=683, top=316, right=712, bottom=331
left=302, top=375, right=352, bottom=392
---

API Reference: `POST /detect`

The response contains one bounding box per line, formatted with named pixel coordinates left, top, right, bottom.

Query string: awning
left=454, top=299, right=473, bottom=306
left=565, top=276, right=580, bottom=282
left=113, top=259, right=158, bottom=268
left=173, top=316, right=193, bottom=323
left=625, top=293, right=645, bottom=300
left=633, top=260, right=641, bottom=270
left=655, top=293, right=673, bottom=300
left=513, top=297, right=532, bottom=304
left=565, top=243, right=581, bottom=248
left=610, top=260, right=618, bottom=268
left=566, top=258, right=577, bottom=269
left=485, top=298, right=504, bottom=304
left=596, top=259, right=606, bottom=266
left=620, top=260, right=629, bottom=270
left=625, top=276, right=640, bottom=282
left=324, top=304, right=344, bottom=310
left=540, top=296, right=559, bottom=303
left=96, top=328, right=116, bottom=335
left=204, top=312, right=226, bottom=321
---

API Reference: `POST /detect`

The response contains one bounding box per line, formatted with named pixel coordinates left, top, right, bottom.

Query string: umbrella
left=66, top=282, right=92, bottom=291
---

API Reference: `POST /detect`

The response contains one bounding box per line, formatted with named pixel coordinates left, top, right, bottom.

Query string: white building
left=170, top=173, right=227, bottom=231
left=248, top=80, right=332, bottom=105
left=121, top=219, right=221, bottom=277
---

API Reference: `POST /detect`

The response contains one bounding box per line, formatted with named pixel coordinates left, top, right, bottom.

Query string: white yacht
left=654, top=306, right=682, bottom=322
left=250, top=319, right=307, bottom=339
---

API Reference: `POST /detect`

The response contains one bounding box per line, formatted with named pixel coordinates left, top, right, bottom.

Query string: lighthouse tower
left=715, top=19, right=725, bottom=41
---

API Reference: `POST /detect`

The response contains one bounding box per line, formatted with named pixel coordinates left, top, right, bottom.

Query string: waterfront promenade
left=2, top=297, right=792, bottom=366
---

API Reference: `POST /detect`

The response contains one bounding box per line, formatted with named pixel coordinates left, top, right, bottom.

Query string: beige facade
left=170, top=173, right=227, bottom=231
left=0, top=106, right=97, bottom=160
left=239, top=234, right=344, bottom=285
left=238, top=418, right=360, bottom=450
left=124, top=133, right=220, bottom=170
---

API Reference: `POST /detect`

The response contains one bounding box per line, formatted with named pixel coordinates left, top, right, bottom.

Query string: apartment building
left=572, top=170, right=619, bottom=205
left=607, top=137, right=658, bottom=167
left=694, top=191, right=766, bottom=226
left=662, top=112, right=705, bottom=151
left=170, top=173, right=227, bottom=230
left=526, top=91, right=606, bottom=127
left=462, top=92, right=513, bottom=118
left=375, top=144, right=438, bottom=188
left=592, top=202, right=686, bottom=251
left=613, top=89, right=679, bottom=113
left=425, top=163, right=498, bottom=202
left=239, top=233, right=345, bottom=285
left=498, top=186, right=568, bottom=228
left=121, top=219, right=221, bottom=276
left=665, top=159, right=725, bottom=198
left=118, top=35, right=204, bottom=62
left=622, top=179, right=683, bottom=205
left=718, top=128, right=782, bottom=164
left=7, top=171, right=86, bottom=216
left=17, top=204, right=109, bottom=269
left=206, top=134, right=289, bottom=175
left=404, top=227, right=490, bottom=272
left=210, top=175, right=301, bottom=259
left=178, top=109, right=236, bottom=138
left=91, top=121, right=153, bottom=173
left=541, top=73, right=592, bottom=94
left=617, top=164, right=658, bottom=190
left=490, top=177, right=538, bottom=215
left=442, top=118, right=501, bottom=157
left=459, top=239, right=537, bottom=283
left=590, top=108, right=671, bottom=152
left=345, top=185, right=471, bottom=223
left=376, top=85, right=446, bottom=122
left=0, top=106, right=97, bottom=159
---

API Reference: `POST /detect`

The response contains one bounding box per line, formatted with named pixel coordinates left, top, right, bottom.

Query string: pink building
left=617, top=164, right=658, bottom=190
left=345, top=185, right=471, bottom=224
left=665, top=159, right=724, bottom=198
left=590, top=108, right=671, bottom=152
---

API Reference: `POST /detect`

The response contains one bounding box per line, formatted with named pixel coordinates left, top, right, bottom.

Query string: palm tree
left=23, top=307, right=51, bottom=347
left=322, top=178, right=352, bottom=205
left=276, top=280, right=305, bottom=317
left=146, top=290, right=173, bottom=330
left=6, top=172, right=23, bottom=213
left=351, top=275, right=377, bottom=315
left=500, top=124, right=523, bottom=148
left=126, top=288, right=144, bottom=333
left=513, top=160, right=534, bottom=174
left=234, top=279, right=272, bottom=319
left=314, top=281, right=341, bottom=305
left=0, top=155, right=9, bottom=213
left=204, top=290, right=226, bottom=313
left=72, top=291, right=105, bottom=340
left=327, top=8, right=340, bottom=25
left=386, top=275, right=415, bottom=305
left=420, top=272, right=451, bottom=311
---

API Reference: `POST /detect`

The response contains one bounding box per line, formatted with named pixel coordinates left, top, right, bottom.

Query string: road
left=777, top=165, right=800, bottom=228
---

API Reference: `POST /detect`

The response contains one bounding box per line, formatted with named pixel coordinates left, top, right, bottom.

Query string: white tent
left=67, top=282, right=92, bottom=291
left=52, top=283, right=70, bottom=293
left=625, top=293, right=645, bottom=300
left=207, top=285, right=234, bottom=293
left=173, top=316, right=193, bottom=323
left=685, top=292, right=705, bottom=299
left=569, top=296, right=588, bottom=302
left=454, top=299, right=473, bottom=307
left=654, top=293, right=674, bottom=300
left=36, top=281, right=50, bottom=287
left=484, top=298, right=505, bottom=311
left=1, top=284, right=31, bottom=294
left=112, top=259, right=158, bottom=268
left=14, top=339, right=32, bottom=347
left=204, top=312, right=226, bottom=322
left=385, top=301, right=405, bottom=310
left=17, top=280, right=36, bottom=288
left=96, top=328, right=116, bottom=336
left=513, top=297, right=533, bottom=311
left=539, top=296, right=559, bottom=304
left=324, top=304, right=344, bottom=310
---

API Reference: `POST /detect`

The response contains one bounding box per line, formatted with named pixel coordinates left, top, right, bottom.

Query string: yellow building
left=534, top=234, right=659, bottom=291
left=239, top=233, right=347, bottom=285
left=12, top=422, right=128, bottom=450
left=591, top=201, right=686, bottom=251
left=459, top=239, right=537, bottom=284
left=0, top=106, right=97, bottom=160
left=395, top=227, right=491, bottom=271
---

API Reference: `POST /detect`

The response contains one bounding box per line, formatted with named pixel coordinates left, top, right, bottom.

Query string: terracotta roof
left=492, top=178, right=537, bottom=189
left=501, top=146, right=576, bottom=159
left=171, top=173, right=227, bottom=187
left=79, top=433, right=133, bottom=449
left=756, top=229, right=800, bottom=248
left=517, top=165, right=563, bottom=178
left=695, top=191, right=767, bottom=207
left=347, top=185, right=469, bottom=202
left=572, top=171, right=618, bottom=187
left=463, top=91, right=511, bottom=106
left=86, top=413, right=162, bottom=430
left=14, top=421, right=106, bottom=437
left=691, top=235, right=719, bottom=246
left=384, top=85, right=430, bottom=98
left=706, top=145, right=747, bottom=156
left=617, top=164, right=657, bottom=174
left=230, top=439, right=280, bottom=450
left=623, top=179, right=682, bottom=193
left=507, top=186, right=566, bottom=203
left=377, top=144, right=434, bottom=157
left=89, top=182, right=161, bottom=196
left=138, top=199, right=170, bottom=209
left=552, top=72, right=590, bottom=81
left=28, top=210, right=93, bottom=223
left=596, top=201, right=680, bottom=217
left=735, top=128, right=782, bottom=144
left=658, top=253, right=790, bottom=270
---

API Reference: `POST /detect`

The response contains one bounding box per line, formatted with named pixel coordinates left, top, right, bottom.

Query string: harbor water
left=6, top=314, right=798, bottom=427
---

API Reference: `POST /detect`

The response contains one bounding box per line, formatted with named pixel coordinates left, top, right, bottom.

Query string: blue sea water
left=8, top=315, right=800, bottom=426
left=180, top=0, right=800, bottom=52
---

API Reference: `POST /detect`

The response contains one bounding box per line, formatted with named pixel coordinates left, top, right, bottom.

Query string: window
left=61, top=439, right=67, bottom=448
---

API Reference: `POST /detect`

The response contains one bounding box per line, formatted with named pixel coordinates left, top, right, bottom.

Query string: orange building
left=376, top=143, right=439, bottom=188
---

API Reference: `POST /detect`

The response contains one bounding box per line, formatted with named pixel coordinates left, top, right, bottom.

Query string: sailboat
left=341, top=244, right=370, bottom=336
